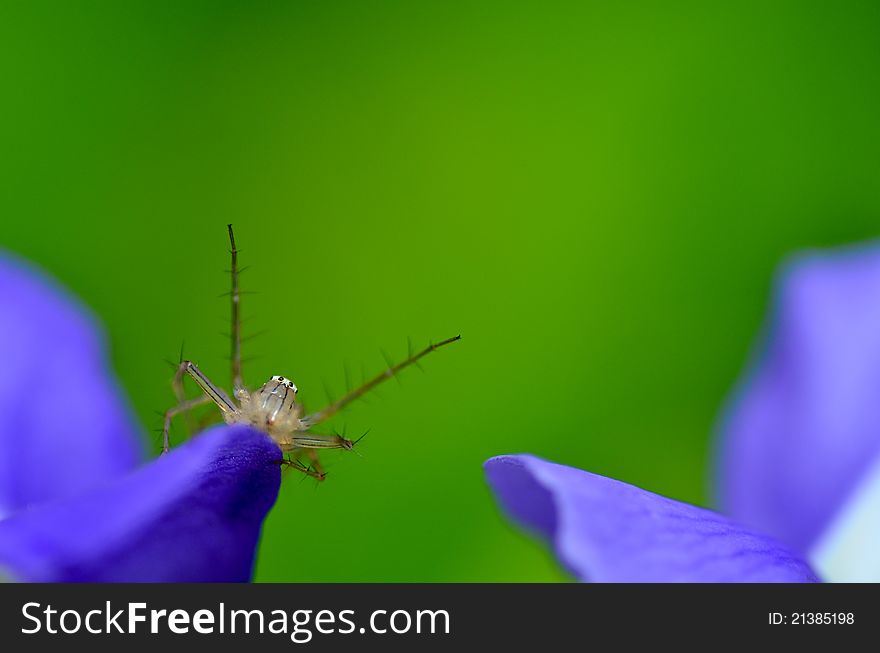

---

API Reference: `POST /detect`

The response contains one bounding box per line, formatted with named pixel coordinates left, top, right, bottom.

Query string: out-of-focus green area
left=1, top=1, right=879, bottom=581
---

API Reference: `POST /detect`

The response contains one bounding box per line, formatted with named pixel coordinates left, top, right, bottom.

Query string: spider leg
left=301, top=335, right=461, bottom=427
left=280, top=456, right=326, bottom=481
left=179, top=360, right=238, bottom=414
left=162, top=395, right=212, bottom=454
left=171, top=351, right=197, bottom=434
left=288, top=432, right=354, bottom=450
left=305, top=450, right=326, bottom=478
left=163, top=360, right=239, bottom=453
left=227, top=224, right=244, bottom=394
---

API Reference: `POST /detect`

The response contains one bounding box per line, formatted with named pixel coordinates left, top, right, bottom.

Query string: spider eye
left=267, top=375, right=298, bottom=393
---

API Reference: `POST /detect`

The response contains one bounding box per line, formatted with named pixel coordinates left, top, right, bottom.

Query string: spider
left=162, top=224, right=460, bottom=480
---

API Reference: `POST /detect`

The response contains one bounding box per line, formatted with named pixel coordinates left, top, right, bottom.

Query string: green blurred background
left=2, top=1, right=879, bottom=581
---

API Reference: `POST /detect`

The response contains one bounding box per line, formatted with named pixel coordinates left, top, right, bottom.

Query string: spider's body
left=237, top=376, right=305, bottom=441
left=161, top=225, right=459, bottom=480
left=233, top=375, right=352, bottom=450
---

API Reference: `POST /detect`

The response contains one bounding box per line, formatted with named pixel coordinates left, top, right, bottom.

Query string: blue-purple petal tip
left=485, top=454, right=819, bottom=583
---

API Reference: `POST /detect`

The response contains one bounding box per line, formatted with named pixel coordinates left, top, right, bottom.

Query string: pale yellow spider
left=162, top=225, right=459, bottom=480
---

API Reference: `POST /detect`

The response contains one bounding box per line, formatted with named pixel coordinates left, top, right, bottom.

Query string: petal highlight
left=485, top=454, right=818, bottom=582
left=0, top=425, right=281, bottom=582
left=810, top=451, right=880, bottom=582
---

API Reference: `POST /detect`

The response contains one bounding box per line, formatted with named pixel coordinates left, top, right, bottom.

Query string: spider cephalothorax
left=239, top=375, right=303, bottom=438
left=161, top=225, right=459, bottom=480
left=235, top=374, right=352, bottom=450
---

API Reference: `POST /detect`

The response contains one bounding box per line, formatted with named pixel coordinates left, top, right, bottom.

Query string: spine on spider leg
left=303, top=334, right=461, bottom=426
left=228, top=224, right=244, bottom=392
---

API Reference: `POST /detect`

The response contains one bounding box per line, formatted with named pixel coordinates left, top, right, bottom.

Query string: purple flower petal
left=0, top=425, right=280, bottom=582
left=485, top=454, right=818, bottom=582
left=0, top=253, right=143, bottom=517
left=716, top=243, right=880, bottom=554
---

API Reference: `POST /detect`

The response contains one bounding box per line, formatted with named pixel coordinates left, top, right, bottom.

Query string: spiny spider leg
left=305, top=450, right=326, bottom=479
left=181, top=360, right=238, bottom=414
left=228, top=224, right=244, bottom=395
left=290, top=433, right=354, bottom=450
left=162, top=360, right=239, bottom=453
left=280, top=457, right=325, bottom=481
left=172, top=348, right=198, bottom=434
left=301, top=335, right=461, bottom=427
left=162, top=395, right=212, bottom=454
